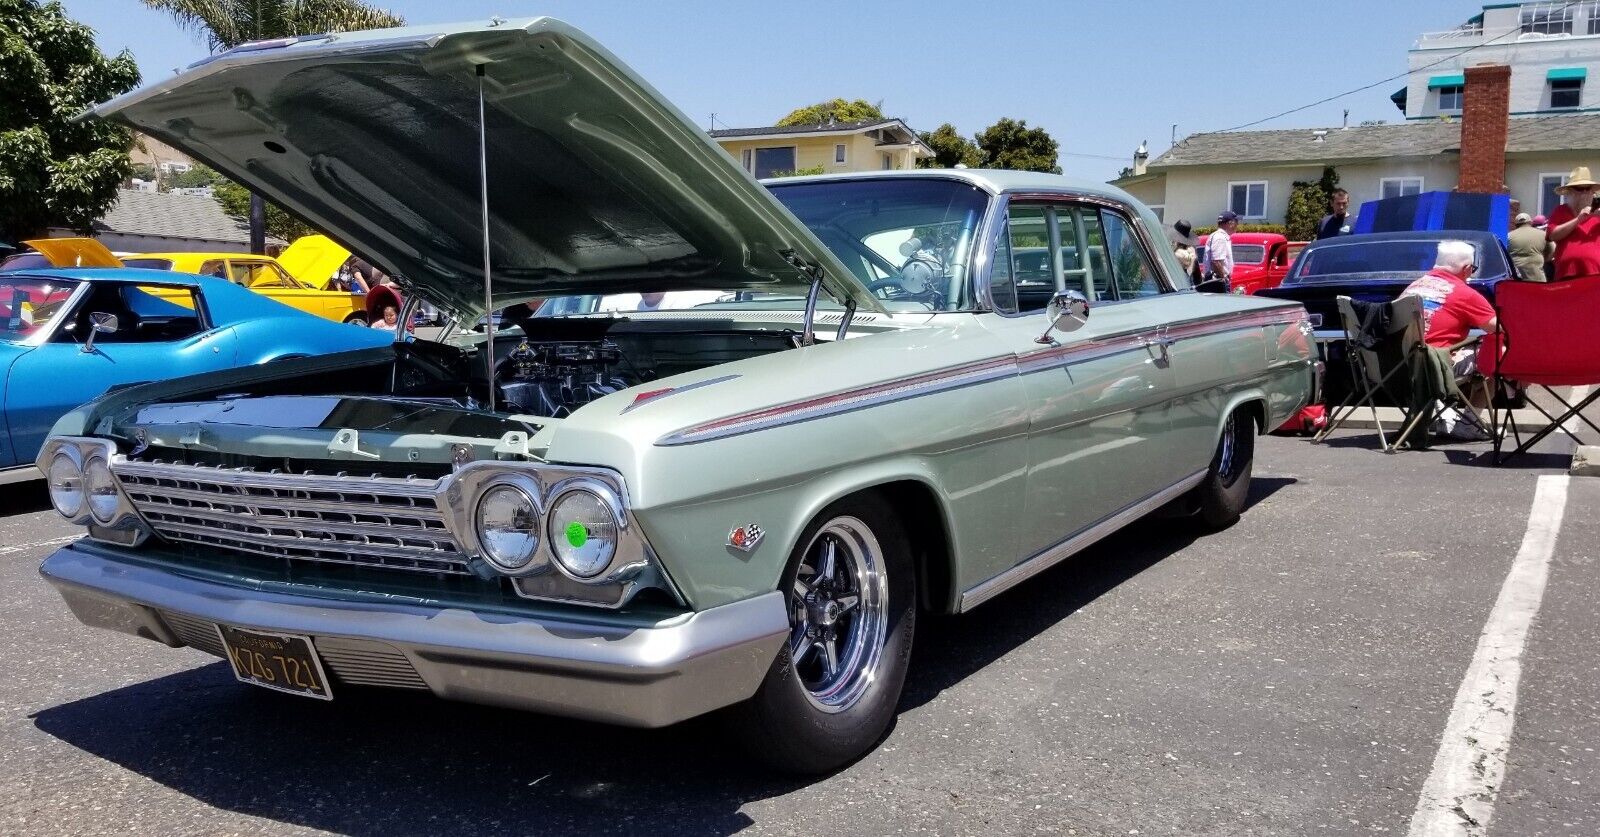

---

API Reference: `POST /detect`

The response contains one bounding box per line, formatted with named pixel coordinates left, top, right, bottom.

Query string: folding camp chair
left=1313, top=294, right=1459, bottom=452
left=1479, top=277, right=1600, bottom=465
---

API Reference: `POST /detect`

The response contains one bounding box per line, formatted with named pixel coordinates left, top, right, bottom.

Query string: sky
left=60, top=0, right=1477, bottom=181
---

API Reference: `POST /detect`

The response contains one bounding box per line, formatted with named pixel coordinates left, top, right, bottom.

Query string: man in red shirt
left=1547, top=166, right=1600, bottom=280
left=1401, top=240, right=1498, bottom=353
left=1401, top=240, right=1499, bottom=440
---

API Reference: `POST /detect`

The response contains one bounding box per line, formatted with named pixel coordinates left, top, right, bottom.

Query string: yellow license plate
left=216, top=624, right=333, bottom=700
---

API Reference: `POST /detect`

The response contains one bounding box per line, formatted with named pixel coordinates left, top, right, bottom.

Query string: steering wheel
left=867, top=238, right=945, bottom=304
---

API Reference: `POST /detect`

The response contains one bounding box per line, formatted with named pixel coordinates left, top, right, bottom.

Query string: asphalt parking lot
left=0, top=430, right=1593, bottom=836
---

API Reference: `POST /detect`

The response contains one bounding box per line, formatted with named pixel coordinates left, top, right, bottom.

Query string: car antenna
left=477, top=64, right=497, bottom=414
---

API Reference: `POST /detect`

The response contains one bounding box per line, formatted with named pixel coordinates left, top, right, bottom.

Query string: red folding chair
left=1479, top=277, right=1600, bottom=464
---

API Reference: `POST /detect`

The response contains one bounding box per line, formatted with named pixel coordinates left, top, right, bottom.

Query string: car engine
left=495, top=338, right=632, bottom=418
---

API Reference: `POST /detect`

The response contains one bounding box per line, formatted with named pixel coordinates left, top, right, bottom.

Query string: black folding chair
left=1313, top=295, right=1453, bottom=452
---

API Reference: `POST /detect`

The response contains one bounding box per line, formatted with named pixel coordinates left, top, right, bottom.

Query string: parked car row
left=17, top=18, right=1324, bottom=774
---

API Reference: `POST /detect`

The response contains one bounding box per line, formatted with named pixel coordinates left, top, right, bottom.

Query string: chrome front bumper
left=39, top=542, right=789, bottom=728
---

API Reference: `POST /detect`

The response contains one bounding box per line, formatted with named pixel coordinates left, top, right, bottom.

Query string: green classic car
left=36, top=18, right=1315, bottom=772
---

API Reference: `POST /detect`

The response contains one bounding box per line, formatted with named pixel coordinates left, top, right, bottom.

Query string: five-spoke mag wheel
left=787, top=517, right=888, bottom=713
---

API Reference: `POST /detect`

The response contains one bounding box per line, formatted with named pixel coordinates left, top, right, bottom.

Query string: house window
left=741, top=148, right=752, bottom=171
left=834, top=143, right=847, bottom=164
left=1228, top=181, right=1267, bottom=220
left=1588, top=0, right=1600, bottom=34
left=752, top=146, right=796, bottom=179
left=1551, top=78, right=1584, bottom=109
left=1521, top=2, right=1574, bottom=35
left=1380, top=177, right=1424, bottom=199
left=1437, top=85, right=1464, bottom=112
left=1147, top=204, right=1165, bottom=223
left=1539, top=172, right=1570, bottom=216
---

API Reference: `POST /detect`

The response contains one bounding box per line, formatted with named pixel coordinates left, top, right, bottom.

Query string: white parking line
left=1407, top=475, right=1570, bottom=836
left=0, top=534, right=78, bottom=556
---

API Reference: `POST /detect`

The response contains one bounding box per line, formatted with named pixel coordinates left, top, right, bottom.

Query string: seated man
left=1401, top=240, right=1499, bottom=438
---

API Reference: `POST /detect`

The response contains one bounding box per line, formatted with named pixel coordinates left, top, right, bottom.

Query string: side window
left=988, top=222, right=1018, bottom=314
left=257, top=262, right=298, bottom=288
left=123, top=285, right=203, bottom=341
left=1073, top=209, right=1113, bottom=301
left=197, top=259, right=228, bottom=280
left=1099, top=210, right=1164, bottom=299
left=1005, top=205, right=1053, bottom=313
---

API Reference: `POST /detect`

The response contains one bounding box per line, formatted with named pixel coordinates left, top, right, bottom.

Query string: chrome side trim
left=959, top=468, right=1208, bottom=611
left=657, top=307, right=1310, bottom=446
left=656, top=355, right=1018, bottom=446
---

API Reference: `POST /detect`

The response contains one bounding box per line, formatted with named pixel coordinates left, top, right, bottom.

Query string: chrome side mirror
left=82, top=312, right=118, bottom=353
left=1036, top=290, right=1089, bottom=344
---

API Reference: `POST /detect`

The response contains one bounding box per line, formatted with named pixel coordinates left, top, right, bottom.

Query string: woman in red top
left=1547, top=166, right=1600, bottom=280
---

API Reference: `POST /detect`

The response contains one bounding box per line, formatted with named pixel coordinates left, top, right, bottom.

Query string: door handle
left=1141, top=331, right=1175, bottom=363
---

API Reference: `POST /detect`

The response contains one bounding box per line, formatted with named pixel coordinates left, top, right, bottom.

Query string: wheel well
left=1236, top=398, right=1267, bottom=434
left=871, top=480, right=954, bottom=614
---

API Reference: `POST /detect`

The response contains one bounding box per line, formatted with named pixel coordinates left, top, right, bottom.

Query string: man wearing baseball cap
left=1208, top=210, right=1239, bottom=288
left=1507, top=211, right=1551, bottom=282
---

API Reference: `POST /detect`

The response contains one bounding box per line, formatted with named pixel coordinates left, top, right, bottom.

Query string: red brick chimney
left=1458, top=64, right=1511, bottom=194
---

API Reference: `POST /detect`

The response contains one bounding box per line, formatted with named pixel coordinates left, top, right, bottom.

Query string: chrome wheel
left=1217, top=412, right=1240, bottom=484
left=787, top=516, right=889, bottom=713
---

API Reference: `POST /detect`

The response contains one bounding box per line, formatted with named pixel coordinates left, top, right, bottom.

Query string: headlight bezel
left=36, top=437, right=145, bottom=540
left=83, top=455, right=120, bottom=524
left=46, top=449, right=85, bottom=520
left=544, top=479, right=625, bottom=582
left=443, top=461, right=670, bottom=608
left=471, top=479, right=545, bottom=576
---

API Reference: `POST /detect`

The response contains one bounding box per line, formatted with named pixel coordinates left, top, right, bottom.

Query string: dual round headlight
left=471, top=479, right=622, bottom=581
left=47, top=452, right=123, bottom=524
left=47, top=453, right=84, bottom=519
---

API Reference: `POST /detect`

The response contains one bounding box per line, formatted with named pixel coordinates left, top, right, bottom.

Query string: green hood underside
left=92, top=18, right=880, bottom=318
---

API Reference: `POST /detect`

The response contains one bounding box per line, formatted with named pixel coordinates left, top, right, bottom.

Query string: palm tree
left=141, top=0, right=404, bottom=253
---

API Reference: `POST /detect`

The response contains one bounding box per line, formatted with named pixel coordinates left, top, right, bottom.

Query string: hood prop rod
left=476, top=64, right=496, bottom=414
left=784, top=249, right=826, bottom=346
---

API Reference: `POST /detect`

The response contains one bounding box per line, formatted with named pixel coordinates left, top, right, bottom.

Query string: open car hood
left=23, top=238, right=123, bottom=268
left=276, top=234, right=350, bottom=288
left=91, top=18, right=882, bottom=317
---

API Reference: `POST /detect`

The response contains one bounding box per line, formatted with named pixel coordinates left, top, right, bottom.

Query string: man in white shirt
left=1208, top=210, right=1238, bottom=288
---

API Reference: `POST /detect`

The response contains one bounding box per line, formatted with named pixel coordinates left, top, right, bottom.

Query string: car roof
left=1303, top=229, right=1500, bottom=247
left=7, top=267, right=205, bottom=285
left=126, top=252, right=267, bottom=260
left=764, top=168, right=1146, bottom=205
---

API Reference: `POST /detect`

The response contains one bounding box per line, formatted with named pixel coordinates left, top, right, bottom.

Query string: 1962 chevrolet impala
left=36, top=18, right=1315, bottom=772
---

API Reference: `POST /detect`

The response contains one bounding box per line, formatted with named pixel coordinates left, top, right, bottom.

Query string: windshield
left=1285, top=239, right=1486, bottom=285
left=0, top=277, right=79, bottom=341
left=766, top=178, right=989, bottom=311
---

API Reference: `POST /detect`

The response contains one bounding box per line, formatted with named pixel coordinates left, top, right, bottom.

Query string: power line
left=1215, top=0, right=1584, bottom=133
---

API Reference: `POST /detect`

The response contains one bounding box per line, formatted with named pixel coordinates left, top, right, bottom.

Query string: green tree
left=141, top=0, right=403, bottom=249
left=166, top=163, right=220, bottom=190
left=916, top=123, right=982, bottom=169
left=0, top=0, right=141, bottom=241
left=776, top=98, right=884, bottom=127
left=214, top=176, right=312, bottom=241
left=1284, top=166, right=1340, bottom=241
left=767, top=165, right=826, bottom=178
left=975, top=118, right=1060, bottom=173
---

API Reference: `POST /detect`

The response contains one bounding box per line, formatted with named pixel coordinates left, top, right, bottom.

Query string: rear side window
left=197, top=259, right=229, bottom=280
left=987, top=201, right=1167, bottom=312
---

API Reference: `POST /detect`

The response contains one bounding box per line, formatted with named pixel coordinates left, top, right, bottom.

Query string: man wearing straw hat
left=1547, top=165, right=1600, bottom=280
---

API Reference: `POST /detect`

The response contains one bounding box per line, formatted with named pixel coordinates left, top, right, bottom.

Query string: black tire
left=1195, top=407, right=1255, bottom=530
left=343, top=312, right=369, bottom=325
left=730, top=491, right=916, bottom=774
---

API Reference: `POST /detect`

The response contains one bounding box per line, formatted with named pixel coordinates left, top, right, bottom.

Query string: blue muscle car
left=0, top=268, right=394, bottom=483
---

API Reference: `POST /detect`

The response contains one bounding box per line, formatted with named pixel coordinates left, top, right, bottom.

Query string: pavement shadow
left=32, top=663, right=803, bottom=836
left=29, top=476, right=1295, bottom=834
left=901, top=476, right=1294, bottom=712
left=0, top=480, right=49, bottom=517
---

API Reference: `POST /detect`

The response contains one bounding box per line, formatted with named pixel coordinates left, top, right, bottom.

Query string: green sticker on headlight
left=565, top=521, right=588, bottom=548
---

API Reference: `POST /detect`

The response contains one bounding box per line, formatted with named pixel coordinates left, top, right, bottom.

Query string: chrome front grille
left=114, top=460, right=467, bottom=575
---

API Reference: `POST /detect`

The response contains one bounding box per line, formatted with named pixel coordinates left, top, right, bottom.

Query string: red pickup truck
left=1196, top=232, right=1305, bottom=295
